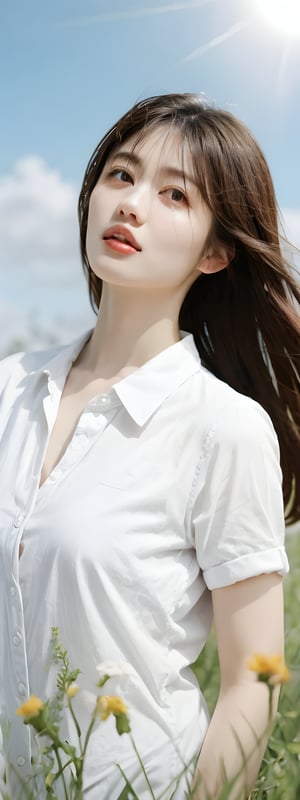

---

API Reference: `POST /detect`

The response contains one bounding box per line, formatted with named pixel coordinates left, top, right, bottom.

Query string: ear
left=196, top=243, right=235, bottom=275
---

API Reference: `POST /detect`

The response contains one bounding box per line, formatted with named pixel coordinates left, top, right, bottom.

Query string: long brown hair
left=78, top=93, right=300, bottom=524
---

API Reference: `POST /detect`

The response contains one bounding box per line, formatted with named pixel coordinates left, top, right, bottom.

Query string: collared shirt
left=0, top=329, right=289, bottom=799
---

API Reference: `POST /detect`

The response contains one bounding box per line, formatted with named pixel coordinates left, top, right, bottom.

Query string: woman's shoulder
left=0, top=338, right=79, bottom=397
left=191, top=363, right=278, bottom=447
left=0, top=329, right=93, bottom=396
left=194, top=361, right=270, bottom=414
left=0, top=344, right=61, bottom=389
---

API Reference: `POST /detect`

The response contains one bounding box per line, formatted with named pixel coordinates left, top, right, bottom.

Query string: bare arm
left=191, top=572, right=285, bottom=799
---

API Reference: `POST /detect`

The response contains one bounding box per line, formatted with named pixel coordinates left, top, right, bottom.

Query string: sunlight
left=255, top=0, right=300, bottom=36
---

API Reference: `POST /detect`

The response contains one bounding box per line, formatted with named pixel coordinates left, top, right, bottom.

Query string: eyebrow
left=109, top=150, right=197, bottom=187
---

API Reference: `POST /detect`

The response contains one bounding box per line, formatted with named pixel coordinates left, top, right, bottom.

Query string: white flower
left=96, top=661, right=136, bottom=680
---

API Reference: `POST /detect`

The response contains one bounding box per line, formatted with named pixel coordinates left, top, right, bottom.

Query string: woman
left=0, top=93, right=299, bottom=799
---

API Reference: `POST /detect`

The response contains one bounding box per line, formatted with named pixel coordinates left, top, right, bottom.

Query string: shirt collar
left=114, top=332, right=201, bottom=425
left=40, top=329, right=94, bottom=390
left=40, top=328, right=202, bottom=427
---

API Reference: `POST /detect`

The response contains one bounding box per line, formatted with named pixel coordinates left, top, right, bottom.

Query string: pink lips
left=103, top=226, right=141, bottom=254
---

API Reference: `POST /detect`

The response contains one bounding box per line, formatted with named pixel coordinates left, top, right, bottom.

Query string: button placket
left=14, top=513, right=25, bottom=529
left=3, top=369, right=75, bottom=776
left=10, top=592, right=29, bottom=705
left=59, top=403, right=114, bottom=470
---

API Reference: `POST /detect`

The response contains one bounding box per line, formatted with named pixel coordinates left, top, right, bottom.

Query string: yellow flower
left=16, top=695, right=44, bottom=718
left=247, top=653, right=290, bottom=685
left=66, top=683, right=79, bottom=698
left=96, top=695, right=128, bottom=721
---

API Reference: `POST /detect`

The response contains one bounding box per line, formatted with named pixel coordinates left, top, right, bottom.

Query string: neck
left=77, top=283, right=183, bottom=378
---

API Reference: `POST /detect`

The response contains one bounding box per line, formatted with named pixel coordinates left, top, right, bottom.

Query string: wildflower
left=96, top=661, right=135, bottom=678
left=247, top=653, right=290, bottom=685
left=16, top=695, right=44, bottom=719
left=96, top=695, right=128, bottom=720
left=66, top=683, right=79, bottom=698
left=96, top=660, right=135, bottom=688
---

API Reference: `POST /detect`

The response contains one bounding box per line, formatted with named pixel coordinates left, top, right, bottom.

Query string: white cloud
left=281, top=208, right=300, bottom=248
left=0, top=155, right=95, bottom=356
left=0, top=156, right=81, bottom=284
left=0, top=296, right=94, bottom=359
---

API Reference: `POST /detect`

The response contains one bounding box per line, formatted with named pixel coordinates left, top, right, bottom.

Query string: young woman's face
left=86, top=126, right=213, bottom=294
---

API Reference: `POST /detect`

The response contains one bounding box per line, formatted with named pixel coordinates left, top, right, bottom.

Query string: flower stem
left=68, top=699, right=83, bottom=755
left=81, top=712, right=97, bottom=761
left=268, top=686, right=274, bottom=723
left=53, top=746, right=69, bottom=800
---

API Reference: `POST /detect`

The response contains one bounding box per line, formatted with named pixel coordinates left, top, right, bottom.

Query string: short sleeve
left=188, top=399, right=289, bottom=590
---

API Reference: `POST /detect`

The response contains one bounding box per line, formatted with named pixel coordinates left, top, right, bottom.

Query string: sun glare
left=256, top=0, right=300, bottom=36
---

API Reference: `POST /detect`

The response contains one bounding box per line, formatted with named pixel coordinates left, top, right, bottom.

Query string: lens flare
left=256, top=0, right=300, bottom=36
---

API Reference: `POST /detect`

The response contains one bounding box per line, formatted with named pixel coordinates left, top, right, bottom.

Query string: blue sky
left=0, top=0, right=299, bottom=355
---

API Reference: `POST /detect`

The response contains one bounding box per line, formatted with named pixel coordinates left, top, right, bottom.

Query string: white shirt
left=0, top=329, right=288, bottom=799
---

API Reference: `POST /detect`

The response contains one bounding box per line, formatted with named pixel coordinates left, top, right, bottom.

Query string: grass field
left=193, top=529, right=300, bottom=800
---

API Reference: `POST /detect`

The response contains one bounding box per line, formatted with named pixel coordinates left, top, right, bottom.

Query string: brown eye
left=170, top=188, right=186, bottom=202
left=110, top=169, right=133, bottom=184
left=162, top=187, right=187, bottom=204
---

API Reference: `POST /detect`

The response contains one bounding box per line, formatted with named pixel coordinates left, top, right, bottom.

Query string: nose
left=116, top=183, right=151, bottom=225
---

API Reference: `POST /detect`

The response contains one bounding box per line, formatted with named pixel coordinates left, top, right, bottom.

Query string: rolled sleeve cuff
left=203, top=547, right=289, bottom=590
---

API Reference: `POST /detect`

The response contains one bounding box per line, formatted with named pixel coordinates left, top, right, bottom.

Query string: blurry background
left=1, top=0, right=299, bottom=357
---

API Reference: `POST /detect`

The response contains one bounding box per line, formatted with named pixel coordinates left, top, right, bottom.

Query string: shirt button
left=13, top=633, right=22, bottom=646
left=18, top=682, right=27, bottom=697
left=10, top=585, right=17, bottom=596
left=99, top=394, right=110, bottom=406
left=17, top=756, right=25, bottom=767
left=14, top=514, right=25, bottom=528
